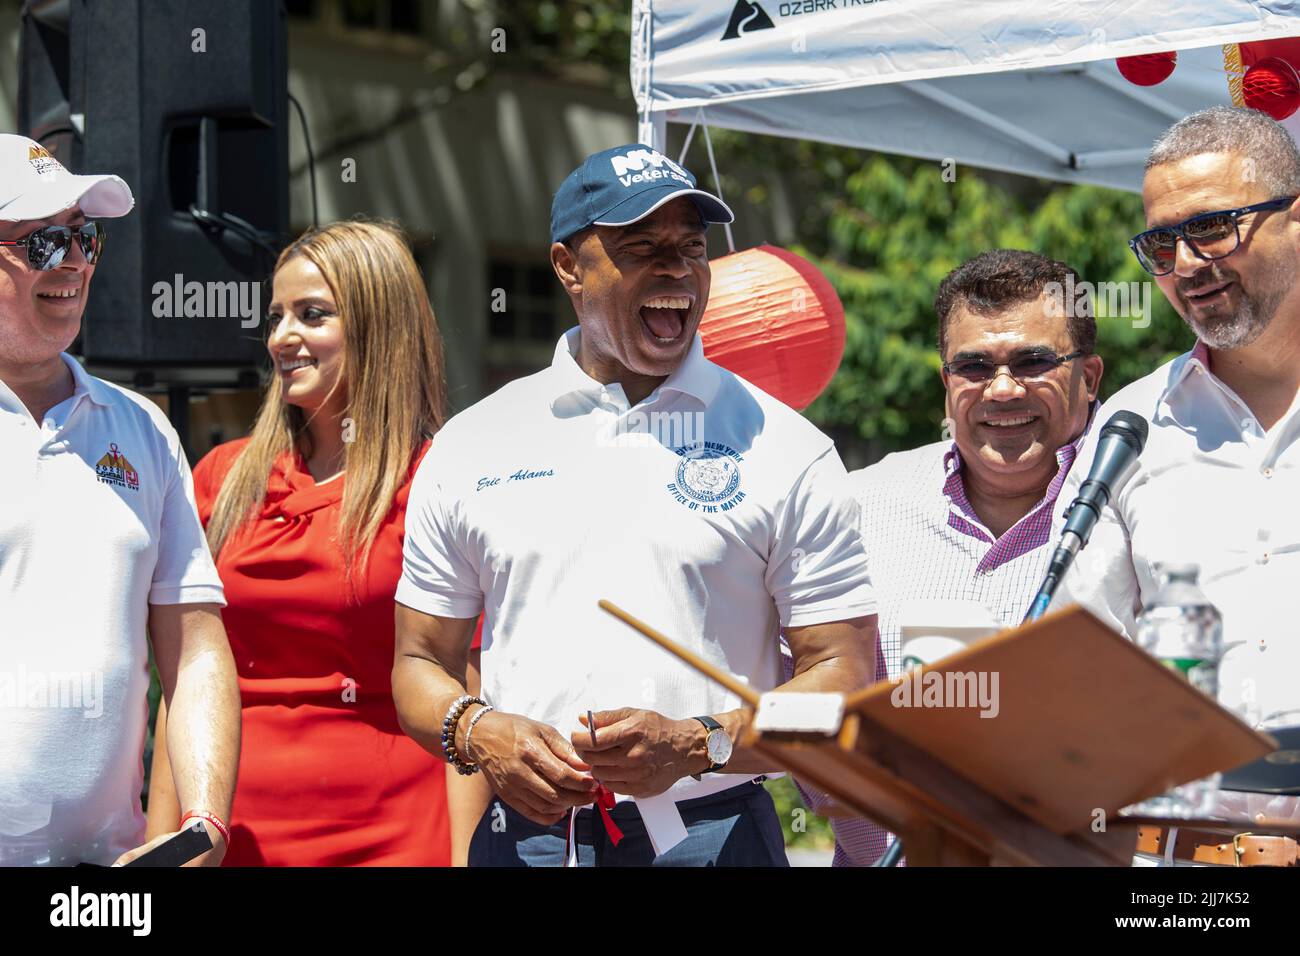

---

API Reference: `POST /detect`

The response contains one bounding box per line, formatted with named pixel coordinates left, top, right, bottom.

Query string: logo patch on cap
left=608, top=148, right=692, bottom=189
left=551, top=142, right=731, bottom=243
left=27, top=143, right=62, bottom=181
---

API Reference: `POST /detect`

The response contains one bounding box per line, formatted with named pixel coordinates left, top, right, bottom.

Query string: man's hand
left=112, top=823, right=226, bottom=868
left=571, top=708, right=708, bottom=799
left=469, top=711, right=597, bottom=826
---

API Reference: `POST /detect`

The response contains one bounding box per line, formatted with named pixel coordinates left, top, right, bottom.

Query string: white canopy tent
left=632, top=0, right=1300, bottom=191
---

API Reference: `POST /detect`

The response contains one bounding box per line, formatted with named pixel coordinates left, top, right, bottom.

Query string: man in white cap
left=0, top=135, right=240, bottom=866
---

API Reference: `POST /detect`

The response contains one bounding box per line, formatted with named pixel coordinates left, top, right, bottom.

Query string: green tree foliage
left=470, top=0, right=634, bottom=93
left=765, top=776, right=833, bottom=850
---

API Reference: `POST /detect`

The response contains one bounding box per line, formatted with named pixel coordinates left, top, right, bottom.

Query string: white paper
left=753, top=691, right=843, bottom=734
left=634, top=793, right=689, bottom=858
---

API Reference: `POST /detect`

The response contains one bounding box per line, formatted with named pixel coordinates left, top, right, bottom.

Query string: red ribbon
left=593, top=784, right=624, bottom=847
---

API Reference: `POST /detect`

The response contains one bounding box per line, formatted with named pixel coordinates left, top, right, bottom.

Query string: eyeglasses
left=943, top=350, right=1086, bottom=383
left=1128, top=197, right=1295, bottom=276
left=0, top=222, right=105, bottom=271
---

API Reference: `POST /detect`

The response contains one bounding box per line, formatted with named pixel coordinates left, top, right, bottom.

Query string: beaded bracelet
left=463, top=703, right=495, bottom=763
left=441, top=694, right=488, bottom=775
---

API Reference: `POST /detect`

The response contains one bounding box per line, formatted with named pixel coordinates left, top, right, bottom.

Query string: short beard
left=1191, top=294, right=1272, bottom=349
left=1183, top=260, right=1294, bottom=350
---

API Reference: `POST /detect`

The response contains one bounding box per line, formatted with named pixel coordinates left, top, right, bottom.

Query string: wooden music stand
left=600, top=600, right=1287, bottom=866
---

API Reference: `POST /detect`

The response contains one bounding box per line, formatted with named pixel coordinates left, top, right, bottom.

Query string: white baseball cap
left=0, top=133, right=134, bottom=223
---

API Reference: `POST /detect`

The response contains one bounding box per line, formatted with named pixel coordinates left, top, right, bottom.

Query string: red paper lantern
left=1243, top=57, right=1300, bottom=121
left=1116, top=51, right=1177, bottom=86
left=699, top=245, right=845, bottom=411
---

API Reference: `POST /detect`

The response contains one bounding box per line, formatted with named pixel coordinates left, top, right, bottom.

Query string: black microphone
left=1024, top=411, right=1149, bottom=622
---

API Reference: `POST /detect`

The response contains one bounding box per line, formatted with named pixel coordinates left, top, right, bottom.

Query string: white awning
left=633, top=1, right=1300, bottom=190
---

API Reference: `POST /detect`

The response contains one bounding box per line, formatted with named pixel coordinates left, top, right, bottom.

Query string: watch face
left=706, top=728, right=732, bottom=766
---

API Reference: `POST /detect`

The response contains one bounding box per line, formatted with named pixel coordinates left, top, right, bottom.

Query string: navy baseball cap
left=550, top=144, right=734, bottom=244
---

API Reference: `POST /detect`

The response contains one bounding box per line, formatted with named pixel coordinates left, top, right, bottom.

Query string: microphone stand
left=1023, top=528, right=1082, bottom=624
left=1023, top=411, right=1149, bottom=624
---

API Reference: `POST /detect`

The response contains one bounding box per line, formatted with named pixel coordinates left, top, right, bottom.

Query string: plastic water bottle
left=1132, top=563, right=1224, bottom=818
left=1138, top=563, right=1223, bottom=695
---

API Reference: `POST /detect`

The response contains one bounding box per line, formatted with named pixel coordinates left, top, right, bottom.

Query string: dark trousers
left=468, top=779, right=790, bottom=867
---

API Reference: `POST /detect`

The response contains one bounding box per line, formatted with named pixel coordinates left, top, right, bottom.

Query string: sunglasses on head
left=943, top=349, right=1086, bottom=383
left=0, top=221, right=105, bottom=271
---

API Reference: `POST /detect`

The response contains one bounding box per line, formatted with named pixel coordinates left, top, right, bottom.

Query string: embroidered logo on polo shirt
left=666, top=441, right=745, bottom=513
left=95, top=442, right=140, bottom=491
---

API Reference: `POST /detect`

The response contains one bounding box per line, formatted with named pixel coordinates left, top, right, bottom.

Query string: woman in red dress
left=148, top=220, right=458, bottom=865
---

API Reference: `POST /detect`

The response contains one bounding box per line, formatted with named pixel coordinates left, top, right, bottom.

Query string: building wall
left=0, top=3, right=17, bottom=133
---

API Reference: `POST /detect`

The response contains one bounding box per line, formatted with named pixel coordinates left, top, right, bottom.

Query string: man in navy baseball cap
left=548, top=144, right=734, bottom=396
left=550, top=143, right=733, bottom=245
left=395, top=141, right=877, bottom=868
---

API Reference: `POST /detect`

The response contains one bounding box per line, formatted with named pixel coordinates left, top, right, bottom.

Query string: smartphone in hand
left=124, top=821, right=214, bottom=867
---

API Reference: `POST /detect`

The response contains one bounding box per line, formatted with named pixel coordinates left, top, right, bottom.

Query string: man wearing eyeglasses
left=1054, top=106, right=1300, bottom=858
left=796, top=249, right=1103, bottom=865
left=0, top=134, right=240, bottom=866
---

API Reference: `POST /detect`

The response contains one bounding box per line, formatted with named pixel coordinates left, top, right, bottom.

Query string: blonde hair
left=207, top=220, right=447, bottom=592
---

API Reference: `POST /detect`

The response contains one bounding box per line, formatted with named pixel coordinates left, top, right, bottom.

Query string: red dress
left=193, top=438, right=450, bottom=866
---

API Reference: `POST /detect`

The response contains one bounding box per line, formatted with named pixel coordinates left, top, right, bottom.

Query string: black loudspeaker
left=18, top=0, right=289, bottom=386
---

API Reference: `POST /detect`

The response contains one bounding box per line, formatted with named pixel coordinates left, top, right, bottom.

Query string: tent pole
left=1071, top=147, right=1150, bottom=170
left=699, top=111, right=736, bottom=254
left=906, top=81, right=1073, bottom=166
left=633, top=0, right=656, bottom=146
left=1083, top=65, right=1187, bottom=121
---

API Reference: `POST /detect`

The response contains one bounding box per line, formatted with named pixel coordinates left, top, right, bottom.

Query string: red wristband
left=180, top=810, right=230, bottom=846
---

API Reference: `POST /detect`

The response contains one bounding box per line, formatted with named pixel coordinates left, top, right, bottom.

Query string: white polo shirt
left=0, top=354, right=224, bottom=866
left=1053, top=341, right=1300, bottom=820
left=399, top=328, right=875, bottom=797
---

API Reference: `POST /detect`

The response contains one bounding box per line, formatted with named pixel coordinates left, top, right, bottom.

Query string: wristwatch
left=689, top=715, right=733, bottom=780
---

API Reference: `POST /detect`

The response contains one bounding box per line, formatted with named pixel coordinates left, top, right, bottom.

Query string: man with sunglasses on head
left=793, top=249, right=1103, bottom=865
left=1054, top=106, right=1300, bottom=859
left=0, top=134, right=239, bottom=866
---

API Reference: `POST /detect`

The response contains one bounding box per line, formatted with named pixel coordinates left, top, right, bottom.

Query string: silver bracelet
left=463, top=703, right=495, bottom=763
